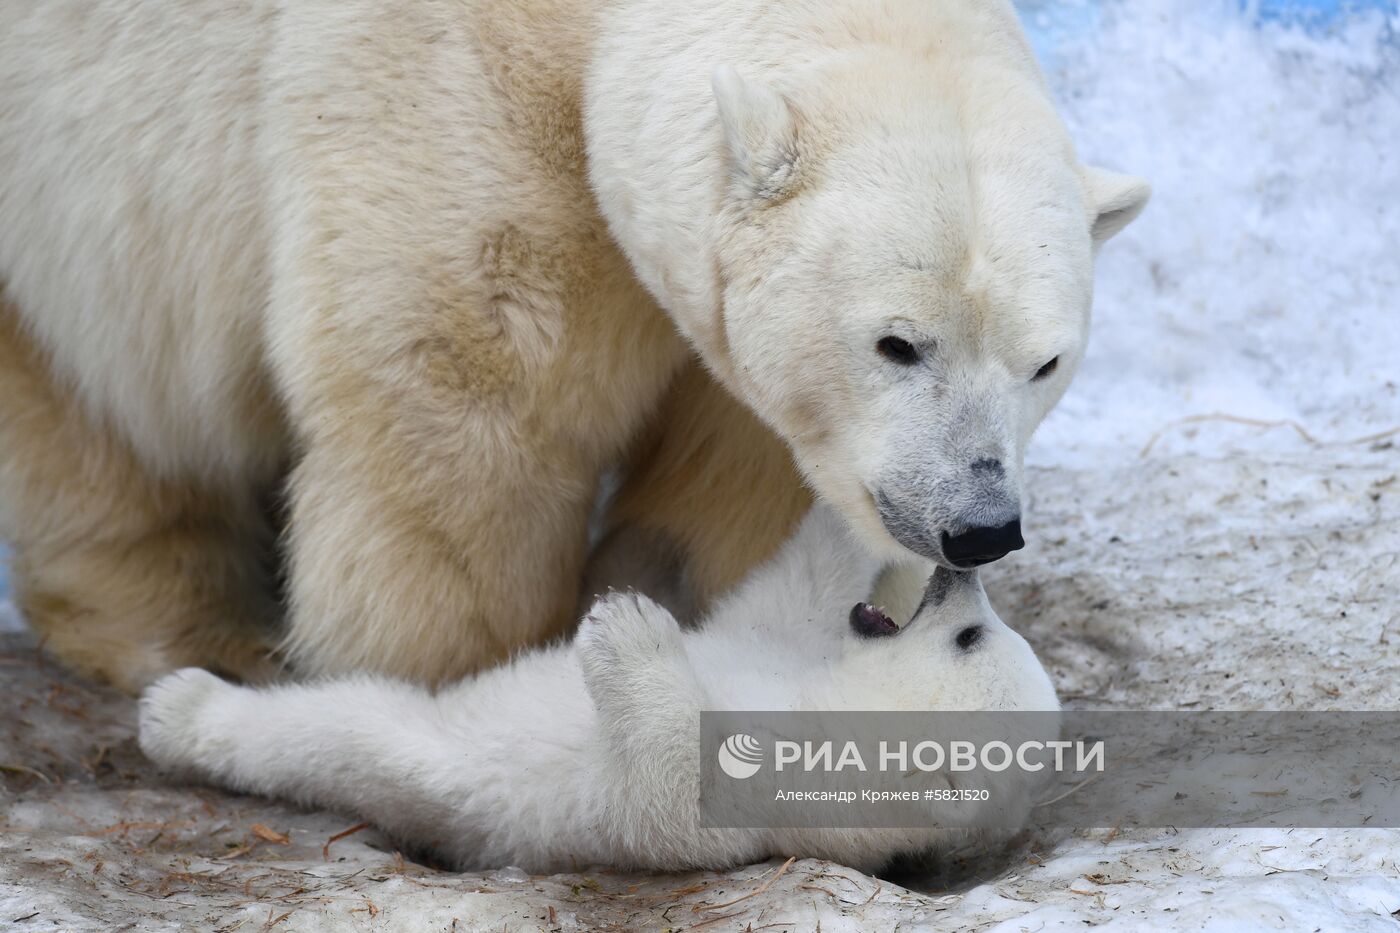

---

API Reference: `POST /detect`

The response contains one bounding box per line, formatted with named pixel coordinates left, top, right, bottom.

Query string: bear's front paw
left=138, top=667, right=230, bottom=770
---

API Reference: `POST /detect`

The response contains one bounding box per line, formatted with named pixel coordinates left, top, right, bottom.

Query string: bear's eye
left=1033, top=356, right=1059, bottom=381
left=877, top=336, right=920, bottom=366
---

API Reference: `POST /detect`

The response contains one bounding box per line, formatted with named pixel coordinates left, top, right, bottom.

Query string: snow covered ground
left=3, top=0, right=1399, bottom=929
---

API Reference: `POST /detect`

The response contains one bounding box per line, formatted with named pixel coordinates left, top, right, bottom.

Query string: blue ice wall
left=1013, top=0, right=1398, bottom=67
left=1249, top=0, right=1397, bottom=25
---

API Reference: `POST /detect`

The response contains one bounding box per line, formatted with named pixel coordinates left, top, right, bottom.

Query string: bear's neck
left=469, top=0, right=628, bottom=184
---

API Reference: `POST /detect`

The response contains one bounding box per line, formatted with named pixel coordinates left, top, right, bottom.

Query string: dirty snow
left=3, top=0, right=1400, bottom=930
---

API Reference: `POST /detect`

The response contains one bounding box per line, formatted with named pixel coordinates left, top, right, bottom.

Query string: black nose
left=940, top=519, right=1023, bottom=568
left=969, top=457, right=1003, bottom=476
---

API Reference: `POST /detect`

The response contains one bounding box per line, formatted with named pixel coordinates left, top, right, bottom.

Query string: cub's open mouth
left=849, top=602, right=900, bottom=638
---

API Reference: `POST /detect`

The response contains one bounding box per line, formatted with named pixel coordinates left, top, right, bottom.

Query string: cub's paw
left=577, top=591, right=683, bottom=671
left=577, top=591, right=691, bottom=710
left=578, top=592, right=702, bottom=751
left=138, top=668, right=231, bottom=769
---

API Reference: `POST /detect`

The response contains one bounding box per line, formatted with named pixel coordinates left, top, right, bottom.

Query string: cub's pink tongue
left=849, top=602, right=899, bottom=639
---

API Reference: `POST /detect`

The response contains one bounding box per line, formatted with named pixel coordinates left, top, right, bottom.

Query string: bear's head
left=705, top=58, right=1149, bottom=566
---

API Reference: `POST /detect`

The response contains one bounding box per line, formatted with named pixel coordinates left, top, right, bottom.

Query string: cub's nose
left=940, top=519, right=1023, bottom=568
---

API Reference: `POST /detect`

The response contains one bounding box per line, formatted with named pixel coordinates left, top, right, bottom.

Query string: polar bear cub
left=139, top=507, right=1058, bottom=873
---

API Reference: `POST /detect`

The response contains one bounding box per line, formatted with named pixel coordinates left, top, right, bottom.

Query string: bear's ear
left=712, top=65, right=802, bottom=203
left=1084, top=166, right=1151, bottom=246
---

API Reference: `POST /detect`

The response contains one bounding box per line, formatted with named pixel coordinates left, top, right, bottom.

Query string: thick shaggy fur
left=139, top=507, right=1059, bottom=873
left=0, top=0, right=1146, bottom=690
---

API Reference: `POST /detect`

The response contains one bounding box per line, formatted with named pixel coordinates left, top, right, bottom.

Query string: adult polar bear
left=0, top=0, right=1147, bottom=690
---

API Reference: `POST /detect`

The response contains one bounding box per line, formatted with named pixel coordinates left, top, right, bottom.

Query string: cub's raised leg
left=571, top=593, right=744, bottom=867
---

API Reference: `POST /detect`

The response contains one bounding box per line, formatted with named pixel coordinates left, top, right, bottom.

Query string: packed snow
left=1029, top=0, right=1400, bottom=467
left=3, top=0, right=1398, bottom=929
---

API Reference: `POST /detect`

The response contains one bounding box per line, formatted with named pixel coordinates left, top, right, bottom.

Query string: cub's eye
left=1033, top=356, right=1060, bottom=381
left=877, top=336, right=920, bottom=366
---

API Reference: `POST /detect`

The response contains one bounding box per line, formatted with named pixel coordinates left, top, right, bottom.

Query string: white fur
left=140, top=507, right=1059, bottom=873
